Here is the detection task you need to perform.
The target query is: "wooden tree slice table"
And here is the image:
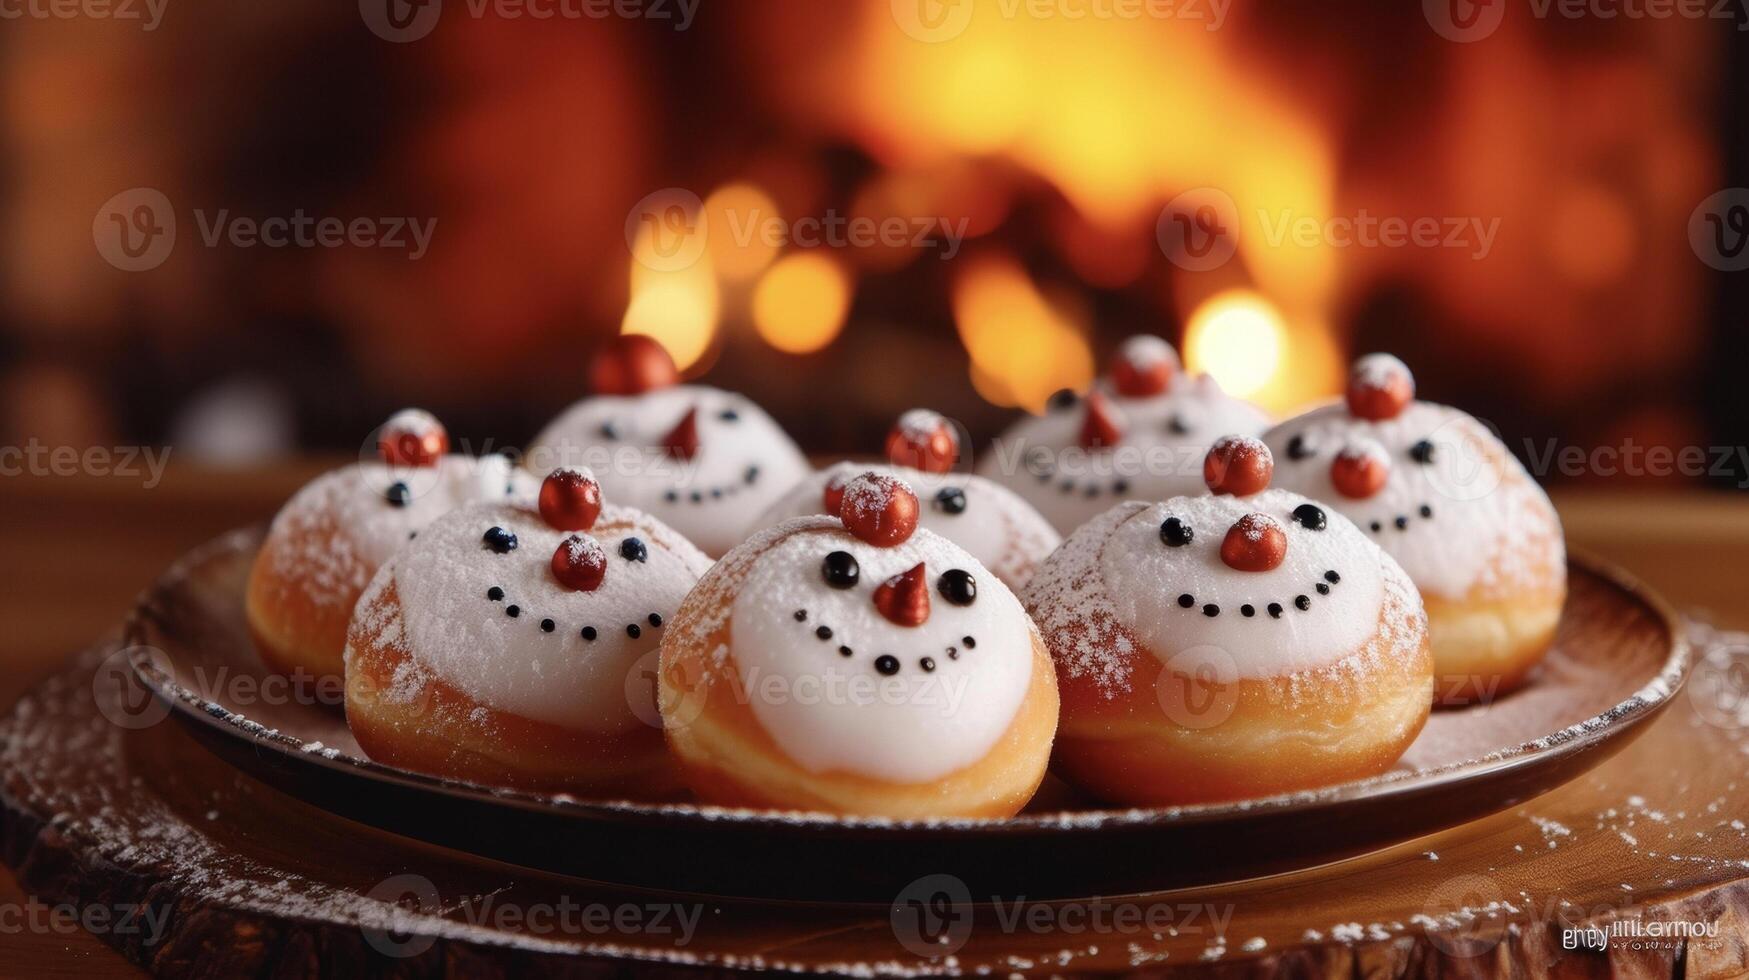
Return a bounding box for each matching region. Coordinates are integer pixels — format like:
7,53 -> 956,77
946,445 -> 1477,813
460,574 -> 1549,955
3,625 -> 1748,978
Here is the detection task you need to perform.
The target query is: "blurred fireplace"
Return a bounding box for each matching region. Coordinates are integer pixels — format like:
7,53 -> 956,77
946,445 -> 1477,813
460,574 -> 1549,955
0,0 -> 1738,487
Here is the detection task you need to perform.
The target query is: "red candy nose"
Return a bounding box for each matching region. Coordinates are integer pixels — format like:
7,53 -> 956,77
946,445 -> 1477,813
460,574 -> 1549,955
1079,392 -> 1124,450
1331,441 -> 1389,499
551,534 -> 607,592
1221,514 -> 1287,572
873,562 -> 931,627
662,407 -> 700,460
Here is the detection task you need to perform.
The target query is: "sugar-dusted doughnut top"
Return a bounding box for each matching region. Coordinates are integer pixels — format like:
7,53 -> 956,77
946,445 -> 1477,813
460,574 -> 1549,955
754,462 -> 1061,591
1038,491 -> 1387,683
978,372 -> 1271,533
722,519 -> 1036,784
1263,401 -> 1564,600
525,384 -> 809,556
359,501 -> 711,733
262,454 -> 534,609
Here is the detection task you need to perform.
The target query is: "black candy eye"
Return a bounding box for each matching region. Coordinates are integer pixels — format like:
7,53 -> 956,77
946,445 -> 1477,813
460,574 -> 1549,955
1047,388 -> 1079,412
1292,503 -> 1327,531
1159,516 -> 1194,547
599,421 -> 620,440
822,550 -> 859,589
482,526 -> 518,553
1166,414 -> 1190,435
1409,439 -> 1436,464
718,408 -> 740,422
620,537 -> 648,562
385,481 -> 411,507
1286,434 -> 1314,461
938,569 -> 977,606
934,487 -> 968,515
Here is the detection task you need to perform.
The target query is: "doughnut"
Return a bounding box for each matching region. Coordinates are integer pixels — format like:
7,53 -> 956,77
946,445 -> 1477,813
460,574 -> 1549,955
755,409 -> 1061,591
524,335 -> 809,556
978,335 -> 1271,535
1026,437 -> 1432,806
343,467 -> 712,796
1263,355 -> 1566,703
245,409 -> 536,685
660,474 -> 1059,818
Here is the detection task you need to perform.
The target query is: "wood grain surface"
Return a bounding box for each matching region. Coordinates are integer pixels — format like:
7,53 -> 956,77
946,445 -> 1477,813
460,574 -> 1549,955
2,465 -> 1748,977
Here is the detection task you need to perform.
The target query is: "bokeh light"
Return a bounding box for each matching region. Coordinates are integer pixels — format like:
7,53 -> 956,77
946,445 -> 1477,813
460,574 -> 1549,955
1184,290 -> 1287,401
752,252 -> 852,354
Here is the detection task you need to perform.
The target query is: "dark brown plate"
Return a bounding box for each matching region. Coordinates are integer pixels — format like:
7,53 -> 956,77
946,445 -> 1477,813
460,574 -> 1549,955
125,528 -> 1690,902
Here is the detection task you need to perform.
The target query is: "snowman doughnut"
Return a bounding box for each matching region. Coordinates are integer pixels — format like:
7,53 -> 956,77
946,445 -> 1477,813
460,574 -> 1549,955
979,335 -> 1272,535
344,467 -> 712,796
246,410 -> 536,685
755,409 -> 1061,591
524,335 -> 810,556
659,474 -> 1060,818
1263,355 -> 1566,702
1026,437 -> 1432,806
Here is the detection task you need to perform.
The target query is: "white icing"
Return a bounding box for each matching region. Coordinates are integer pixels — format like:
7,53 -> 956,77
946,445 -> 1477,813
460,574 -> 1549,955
1118,335 -> 1178,372
895,408 -> 949,443
1352,352 -> 1414,394
369,501 -> 712,732
384,407 -> 443,438
264,454 -> 535,608
1098,491 -> 1384,677
978,371 -> 1271,534
1263,401 -> 1564,600
526,384 -> 809,556
727,523 -> 1035,784
754,462 -> 1061,592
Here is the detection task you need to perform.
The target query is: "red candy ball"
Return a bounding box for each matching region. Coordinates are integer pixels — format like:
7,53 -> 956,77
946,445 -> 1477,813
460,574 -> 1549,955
551,534 -> 607,592
873,562 -> 931,627
1078,392 -> 1124,450
377,409 -> 448,468
839,472 -> 920,548
820,471 -> 850,516
1220,514 -> 1288,572
1331,441 -> 1389,499
589,334 -> 680,396
885,410 -> 959,474
539,467 -> 602,531
1345,353 -> 1414,421
1110,336 -> 1177,398
1203,436 -> 1273,496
